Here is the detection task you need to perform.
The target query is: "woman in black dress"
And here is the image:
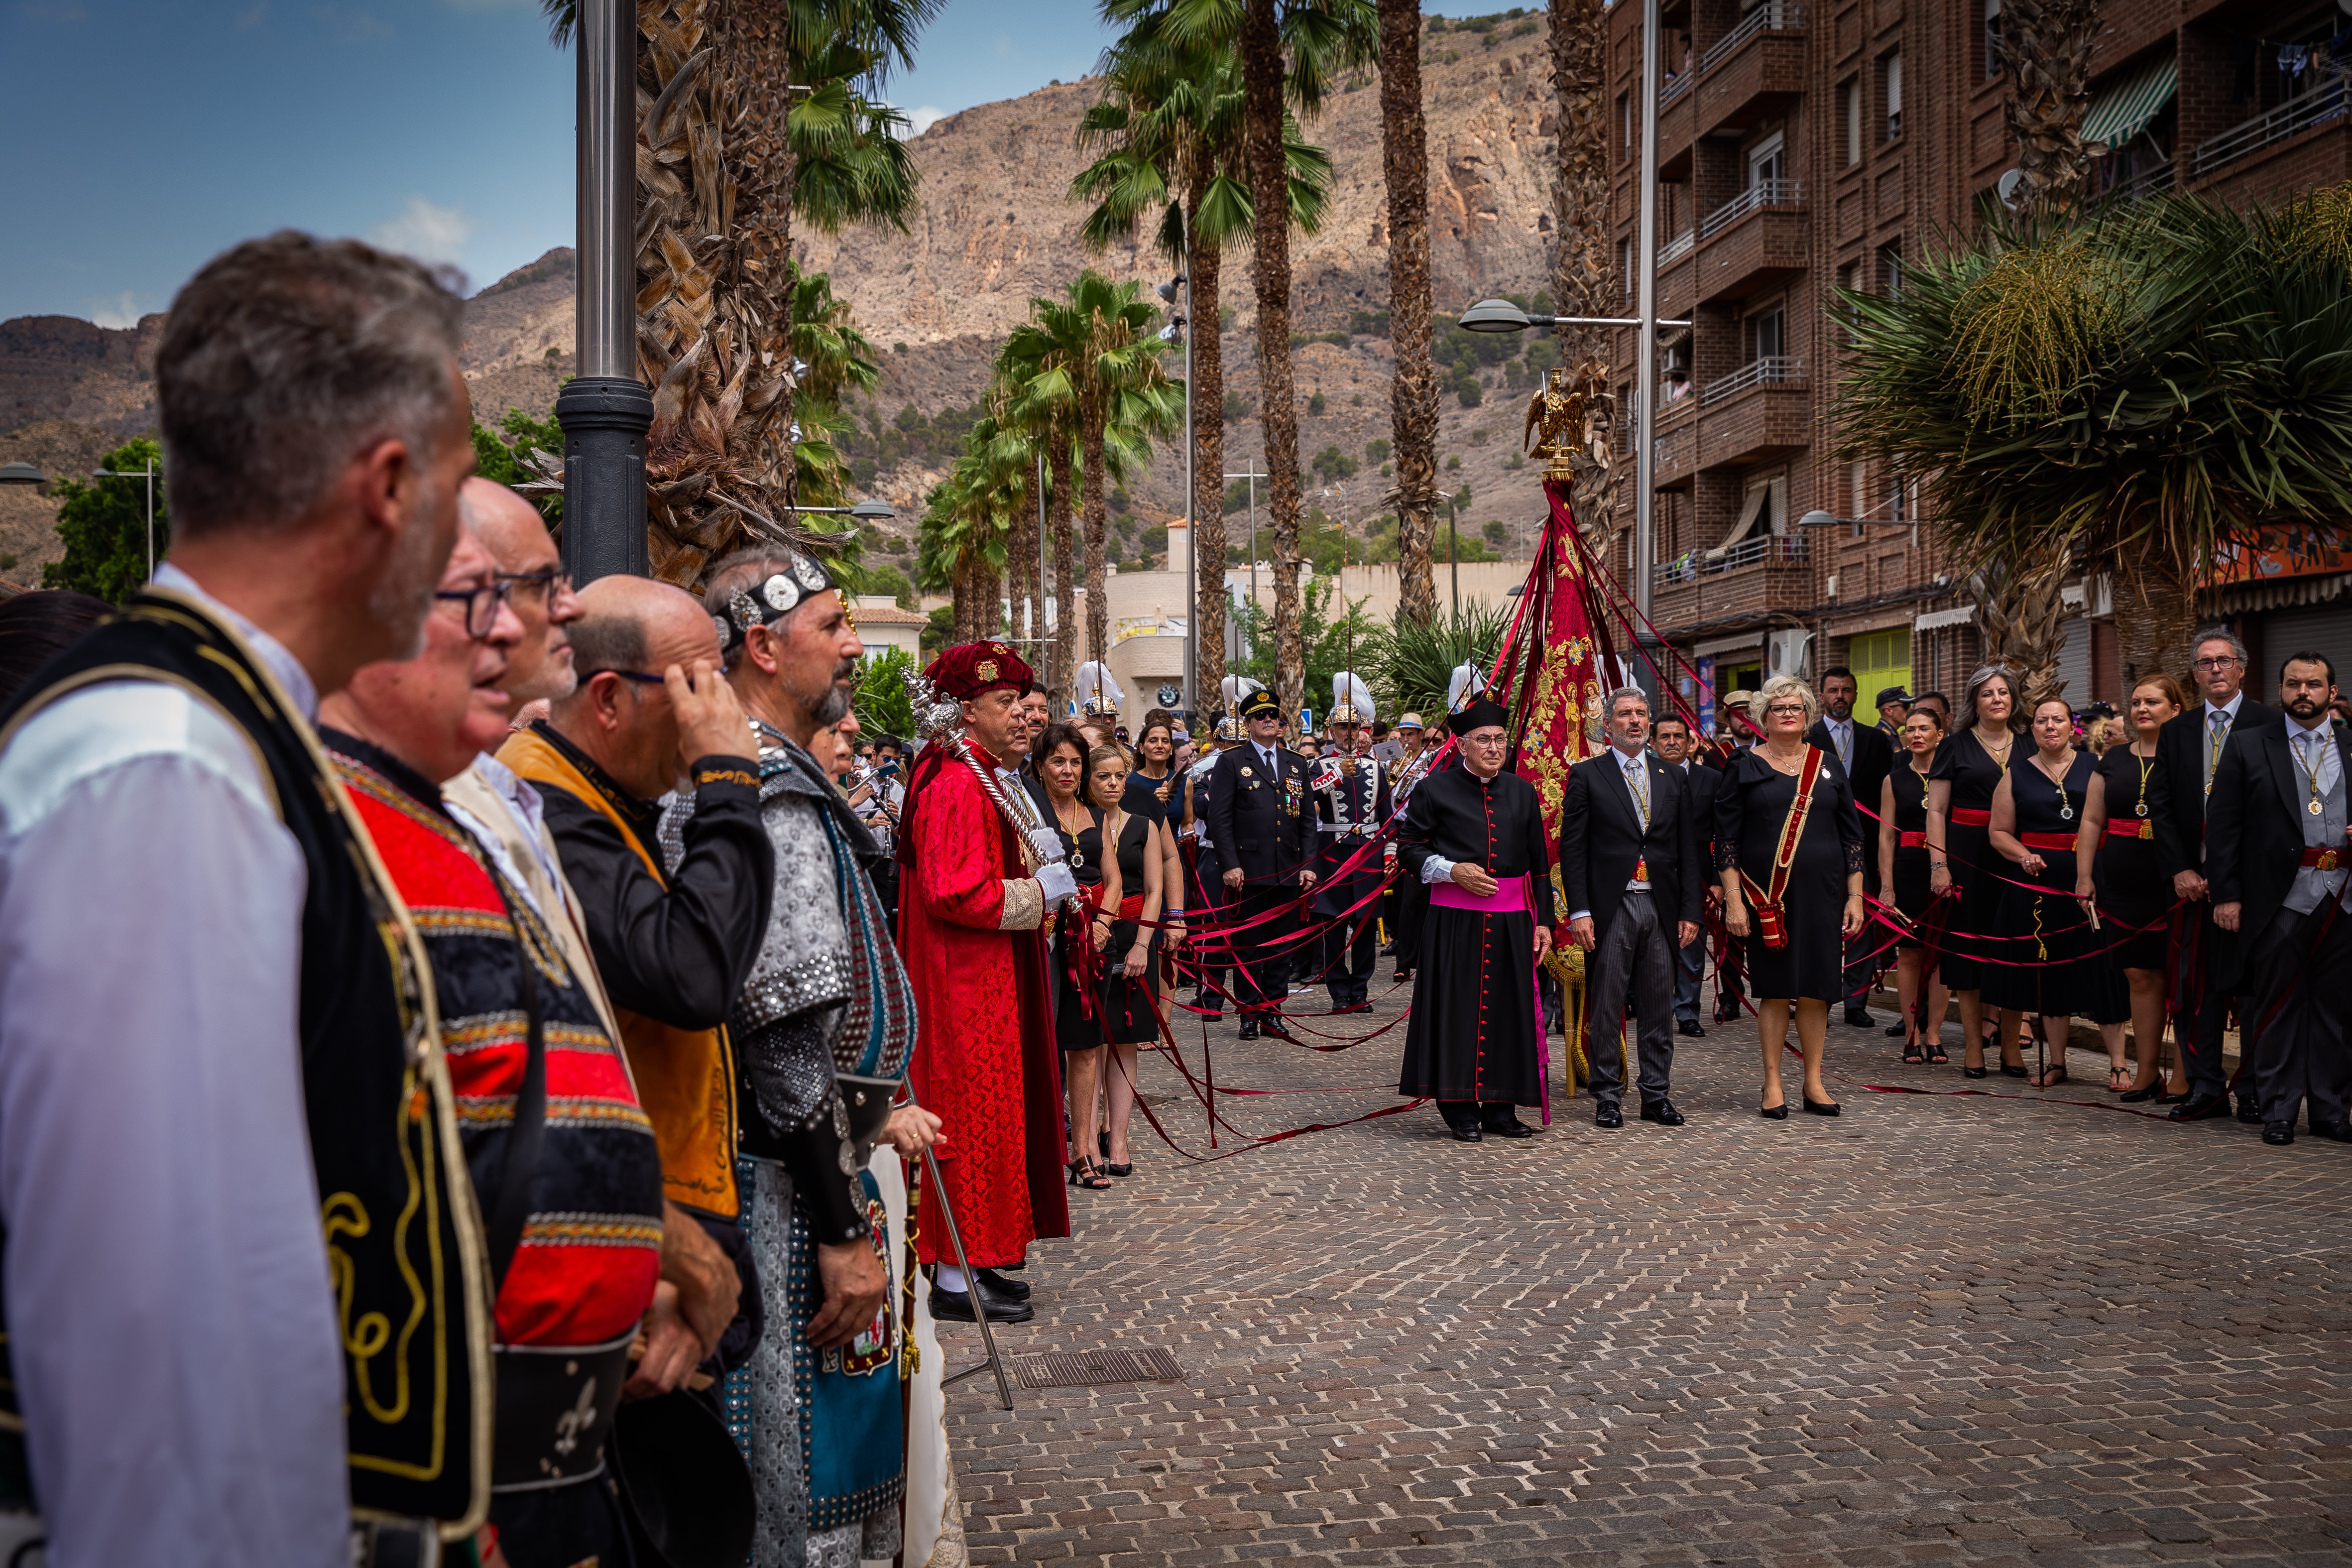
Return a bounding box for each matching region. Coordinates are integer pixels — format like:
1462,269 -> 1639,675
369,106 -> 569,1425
1035,723 -> 1119,1189
1927,665 -> 2024,1079
1878,705 -> 1950,1064
2074,674 -> 2190,1100
1091,744 -> 1164,1178
1717,676 -> 1867,1118
1987,698 -> 2129,1087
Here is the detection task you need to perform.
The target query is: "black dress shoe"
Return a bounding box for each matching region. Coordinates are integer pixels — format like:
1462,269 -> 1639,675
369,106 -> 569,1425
2237,1099 -> 2265,1125
1759,1101 -> 1789,1120
1449,1123 -> 1483,1142
1485,1117 -> 1537,1138
1884,1023 -> 1906,1037
2169,1093 -> 2230,1122
1963,1066 -> 1990,1080
1329,1000 -> 1371,1015
1639,1099 -> 1685,1126
1237,1017 -> 1260,1040
1594,1103 -> 1624,1129
974,1266 -> 1030,1301
1802,1096 -> 1841,1116
2155,1089 -> 2190,1105
1677,1020 -> 1705,1038
2117,1085 -> 2160,1103
2263,1121 -> 2296,1146
1844,1006 -> 1875,1028
2312,1119 -> 2352,1142
931,1284 -> 1034,1324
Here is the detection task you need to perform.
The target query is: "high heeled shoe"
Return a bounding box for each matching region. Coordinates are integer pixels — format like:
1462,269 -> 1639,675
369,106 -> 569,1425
1963,1065 -> 1990,1080
1802,1096 -> 1841,1116
1759,1101 -> 1789,1120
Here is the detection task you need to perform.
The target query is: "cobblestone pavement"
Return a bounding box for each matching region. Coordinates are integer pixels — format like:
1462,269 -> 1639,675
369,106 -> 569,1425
932,980 -> 2352,1568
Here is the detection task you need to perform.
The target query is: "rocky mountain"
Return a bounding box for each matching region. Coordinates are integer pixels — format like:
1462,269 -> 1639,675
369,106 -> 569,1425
0,13 -> 1570,575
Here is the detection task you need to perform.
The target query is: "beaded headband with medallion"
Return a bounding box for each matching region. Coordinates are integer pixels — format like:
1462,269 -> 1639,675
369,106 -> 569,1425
709,551 -> 839,658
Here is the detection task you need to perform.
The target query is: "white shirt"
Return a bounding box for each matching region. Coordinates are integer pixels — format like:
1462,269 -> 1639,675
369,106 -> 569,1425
1824,716 -> 1855,768
1568,744 -> 1655,920
0,564 -> 350,1566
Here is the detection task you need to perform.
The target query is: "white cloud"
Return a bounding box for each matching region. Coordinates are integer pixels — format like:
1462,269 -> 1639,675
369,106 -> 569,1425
84,291 -> 145,330
891,104 -> 946,139
369,196 -> 474,265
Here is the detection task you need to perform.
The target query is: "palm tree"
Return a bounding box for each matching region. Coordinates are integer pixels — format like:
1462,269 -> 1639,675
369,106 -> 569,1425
1838,186 -> 2352,693
1543,0 -> 1618,534
919,433 -> 1024,642
543,0 -> 933,584
1000,273 -> 1183,691
1376,0 -> 1439,627
1998,0 -> 2106,218
1072,17 -> 1336,703
787,264 -> 880,509
1158,0 -> 1375,722
994,340 -> 1084,698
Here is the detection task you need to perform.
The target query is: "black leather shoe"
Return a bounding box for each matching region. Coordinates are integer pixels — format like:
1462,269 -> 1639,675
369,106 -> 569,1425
1759,1101 -> 1789,1120
2237,1099 -> 2265,1124
2117,1085 -> 2160,1103
1884,1023 -> 1906,1037
1802,1096 -> 1841,1116
931,1284 -> 1034,1324
1844,1006 -> 1875,1028
975,1267 -> 1030,1301
1449,1123 -> 1483,1142
1639,1099 -> 1685,1126
1237,1017 -> 1260,1040
1485,1118 -> 1537,1138
2313,1119 -> 2352,1142
1329,1000 -> 1371,1015
2154,1089 -> 2190,1105
1677,1020 -> 1705,1038
2263,1121 -> 2296,1146
1594,1103 -> 1624,1129
2169,1093 -> 2230,1122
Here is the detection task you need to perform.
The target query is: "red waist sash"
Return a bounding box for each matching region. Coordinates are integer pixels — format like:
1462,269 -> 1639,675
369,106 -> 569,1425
1950,808 -> 1992,828
1429,872 -> 1531,913
2301,844 -> 2346,871
1897,830 -> 1927,848
2019,831 -> 2076,852
2108,819 -> 2155,841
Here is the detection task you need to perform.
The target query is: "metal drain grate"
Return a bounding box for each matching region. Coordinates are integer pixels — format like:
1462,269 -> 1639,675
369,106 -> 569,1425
1013,1347 -> 1184,1389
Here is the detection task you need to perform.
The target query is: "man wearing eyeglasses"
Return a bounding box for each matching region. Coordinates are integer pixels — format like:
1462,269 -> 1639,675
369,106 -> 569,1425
2146,629 -> 2281,1123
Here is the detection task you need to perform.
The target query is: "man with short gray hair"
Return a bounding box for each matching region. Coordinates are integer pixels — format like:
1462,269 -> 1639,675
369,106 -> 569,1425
0,232 -> 486,1563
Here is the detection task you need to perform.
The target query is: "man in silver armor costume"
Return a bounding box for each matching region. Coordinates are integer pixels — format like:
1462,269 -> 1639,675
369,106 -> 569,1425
674,545 -> 945,1568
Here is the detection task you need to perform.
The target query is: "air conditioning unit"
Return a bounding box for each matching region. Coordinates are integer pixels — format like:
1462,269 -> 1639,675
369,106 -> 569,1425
1825,573 -> 1840,599
1766,628 -> 1813,679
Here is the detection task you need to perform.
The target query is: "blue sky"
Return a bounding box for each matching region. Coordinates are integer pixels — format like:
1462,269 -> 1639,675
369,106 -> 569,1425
2,0 -> 1504,325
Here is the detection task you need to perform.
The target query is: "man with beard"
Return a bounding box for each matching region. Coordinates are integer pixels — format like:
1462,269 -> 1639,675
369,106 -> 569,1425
1807,667 -> 1892,1027
0,234 -> 492,1562
704,548 -> 948,1564
319,524 -> 667,1566
1395,699 -> 1556,1140
1653,715 -> 1716,1037
2208,653 -> 2352,1145
899,644 -> 1076,1322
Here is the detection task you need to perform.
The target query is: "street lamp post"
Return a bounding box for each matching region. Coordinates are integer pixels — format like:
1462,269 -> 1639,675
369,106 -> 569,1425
1222,464 -> 1266,669
1156,209 -> 1197,715
558,0 -> 654,584
92,460 -> 158,581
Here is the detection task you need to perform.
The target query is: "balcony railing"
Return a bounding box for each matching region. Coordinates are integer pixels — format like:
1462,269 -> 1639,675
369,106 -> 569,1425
1659,531 -> 1808,582
2098,156 -> 2175,207
1658,228 -> 1696,264
1701,355 -> 1805,405
1659,70 -> 1693,107
2191,79 -> 2351,178
1699,177 -> 1804,239
1699,0 -> 1805,74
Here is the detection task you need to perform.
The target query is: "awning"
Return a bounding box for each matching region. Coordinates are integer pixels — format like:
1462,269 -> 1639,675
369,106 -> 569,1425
2082,54 -> 2178,150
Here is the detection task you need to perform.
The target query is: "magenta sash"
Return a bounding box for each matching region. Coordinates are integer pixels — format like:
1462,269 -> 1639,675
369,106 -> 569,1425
1429,873 -> 1531,913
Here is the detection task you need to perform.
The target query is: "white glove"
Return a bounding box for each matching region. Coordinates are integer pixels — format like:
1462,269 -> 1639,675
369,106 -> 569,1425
1029,826 -> 1064,862
1035,861 -> 1078,903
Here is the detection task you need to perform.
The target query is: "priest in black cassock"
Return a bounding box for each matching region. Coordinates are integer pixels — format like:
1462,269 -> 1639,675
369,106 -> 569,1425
1395,698 -> 1556,1140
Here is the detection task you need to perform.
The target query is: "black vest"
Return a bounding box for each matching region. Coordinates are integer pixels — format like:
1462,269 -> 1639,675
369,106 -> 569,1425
0,589 -> 493,1530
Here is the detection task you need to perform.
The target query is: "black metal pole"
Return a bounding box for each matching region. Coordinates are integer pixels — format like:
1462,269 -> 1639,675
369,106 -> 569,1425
559,0 -> 653,583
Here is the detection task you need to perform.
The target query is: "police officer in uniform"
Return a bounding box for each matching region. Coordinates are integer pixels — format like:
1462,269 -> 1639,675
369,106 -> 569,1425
1205,690 -> 1316,1037
1312,701 -> 1392,1014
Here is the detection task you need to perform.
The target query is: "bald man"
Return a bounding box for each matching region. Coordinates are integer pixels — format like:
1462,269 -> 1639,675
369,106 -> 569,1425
499,576 -> 773,1245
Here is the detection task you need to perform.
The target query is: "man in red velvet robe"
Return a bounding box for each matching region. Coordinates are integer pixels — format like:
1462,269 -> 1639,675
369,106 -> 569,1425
900,642 -> 1076,1322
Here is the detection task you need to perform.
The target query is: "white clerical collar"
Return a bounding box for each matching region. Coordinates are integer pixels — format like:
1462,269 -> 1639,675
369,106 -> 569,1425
153,561 -> 319,721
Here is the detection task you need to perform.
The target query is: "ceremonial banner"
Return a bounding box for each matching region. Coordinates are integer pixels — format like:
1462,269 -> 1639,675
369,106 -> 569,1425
1509,479 -> 1609,853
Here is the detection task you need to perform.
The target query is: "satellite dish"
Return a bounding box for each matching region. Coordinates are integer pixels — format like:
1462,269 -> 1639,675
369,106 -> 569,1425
1996,169 -> 2027,210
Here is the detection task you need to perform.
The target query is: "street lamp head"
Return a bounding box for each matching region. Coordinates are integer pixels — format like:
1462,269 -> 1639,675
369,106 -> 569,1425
1457,297 -> 1533,334
1157,279 -> 1180,304
847,499 -> 897,521
1796,509 -> 1841,529
0,462 -> 42,487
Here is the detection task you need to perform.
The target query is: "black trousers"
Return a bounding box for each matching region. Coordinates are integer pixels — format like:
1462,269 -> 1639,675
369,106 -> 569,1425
2245,901 -> 2352,1127
2181,908 -> 2235,1101
1229,881 -> 1297,1014
1322,905 -> 1379,1007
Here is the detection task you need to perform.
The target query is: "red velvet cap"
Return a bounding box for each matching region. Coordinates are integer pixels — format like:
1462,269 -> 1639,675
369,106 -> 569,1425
926,640 -> 1035,701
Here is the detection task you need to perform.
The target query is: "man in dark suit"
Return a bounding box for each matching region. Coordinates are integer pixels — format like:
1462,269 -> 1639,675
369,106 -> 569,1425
2208,652 -> 2352,1145
2148,628 -> 2283,1122
1205,687 -> 1316,1038
1652,714 -> 1716,1036
1808,665 -> 1894,1027
1562,687 -> 1704,1127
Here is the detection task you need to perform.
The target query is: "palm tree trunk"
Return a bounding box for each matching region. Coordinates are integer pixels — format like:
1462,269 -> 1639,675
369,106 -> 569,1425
1979,549 -> 2072,706
1379,0 -> 1439,629
1083,415 -> 1112,695
2113,542 -> 2200,691
1241,0 -> 1306,723
1049,439 -> 1078,706
1545,0 -> 1611,369
952,554 -> 980,644
1190,201 -> 1230,704
719,1 -> 800,519
2001,0 -> 2104,218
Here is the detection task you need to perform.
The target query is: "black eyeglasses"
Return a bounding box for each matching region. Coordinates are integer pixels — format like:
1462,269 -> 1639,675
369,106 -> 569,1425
584,669 -> 669,689
496,568 -> 573,607
432,580 -> 517,639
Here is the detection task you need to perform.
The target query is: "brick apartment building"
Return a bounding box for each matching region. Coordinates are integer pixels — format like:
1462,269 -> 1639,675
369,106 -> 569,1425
1600,0 -> 2352,727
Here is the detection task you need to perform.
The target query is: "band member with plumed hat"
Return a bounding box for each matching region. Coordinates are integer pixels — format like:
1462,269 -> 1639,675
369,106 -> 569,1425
1394,697 -> 1556,1140
1203,686 -> 1317,1038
